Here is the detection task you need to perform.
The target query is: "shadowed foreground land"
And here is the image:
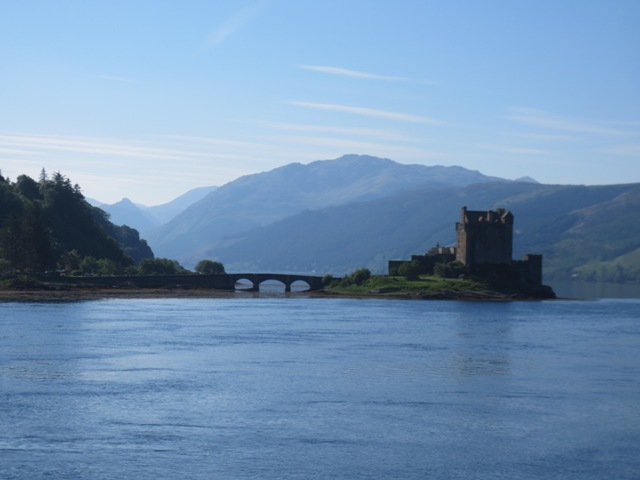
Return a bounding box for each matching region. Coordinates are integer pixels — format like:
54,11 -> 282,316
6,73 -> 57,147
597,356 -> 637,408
0,285 -> 242,302
0,289 -> 544,303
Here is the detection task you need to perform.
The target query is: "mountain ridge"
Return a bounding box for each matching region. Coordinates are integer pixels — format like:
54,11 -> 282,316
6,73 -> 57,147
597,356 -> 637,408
93,185 -> 218,237
146,154 -> 507,262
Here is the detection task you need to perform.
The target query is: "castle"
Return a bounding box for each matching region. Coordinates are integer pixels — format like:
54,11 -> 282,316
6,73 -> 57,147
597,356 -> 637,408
456,207 -> 513,265
389,206 -> 547,293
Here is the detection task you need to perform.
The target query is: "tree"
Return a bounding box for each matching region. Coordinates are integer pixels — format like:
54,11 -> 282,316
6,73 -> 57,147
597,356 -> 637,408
96,258 -> 122,275
350,268 -> 371,286
195,259 -> 225,275
435,261 -> 467,279
0,212 -> 26,273
398,260 -> 422,280
15,175 -> 42,201
79,256 -> 99,275
60,250 -> 82,272
138,258 -> 186,275
0,171 -> 151,275
322,274 -> 334,286
97,217 -> 152,264
0,258 -> 10,274
21,202 -> 55,272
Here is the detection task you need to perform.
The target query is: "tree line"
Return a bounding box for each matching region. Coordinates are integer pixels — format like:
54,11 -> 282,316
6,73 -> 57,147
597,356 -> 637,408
0,170 -> 228,277
0,170 -> 153,275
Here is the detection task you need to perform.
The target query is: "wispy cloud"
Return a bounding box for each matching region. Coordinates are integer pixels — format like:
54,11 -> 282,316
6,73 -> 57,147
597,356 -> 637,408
288,101 -> 444,125
504,108 -> 637,136
297,65 -> 436,84
151,134 -> 266,149
0,146 -> 39,155
0,132 -> 263,204
0,133 -> 250,161
205,2 -> 265,49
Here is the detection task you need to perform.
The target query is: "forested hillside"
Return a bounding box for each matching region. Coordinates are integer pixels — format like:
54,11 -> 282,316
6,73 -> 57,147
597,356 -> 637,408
0,170 -> 153,274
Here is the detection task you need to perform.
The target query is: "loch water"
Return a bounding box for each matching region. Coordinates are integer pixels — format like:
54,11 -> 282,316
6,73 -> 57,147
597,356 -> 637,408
1,296 -> 639,479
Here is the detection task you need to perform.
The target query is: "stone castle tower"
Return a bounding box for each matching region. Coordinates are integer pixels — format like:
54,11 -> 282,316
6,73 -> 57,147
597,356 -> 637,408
456,206 -> 513,265
388,205 -> 550,294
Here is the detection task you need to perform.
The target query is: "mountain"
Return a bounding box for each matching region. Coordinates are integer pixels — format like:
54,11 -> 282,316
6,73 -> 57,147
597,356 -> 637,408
95,185 -> 217,237
85,198 -> 105,207
100,198 -> 159,235
147,154 -> 505,262
145,185 -> 218,225
514,176 -> 539,183
208,181 -> 640,282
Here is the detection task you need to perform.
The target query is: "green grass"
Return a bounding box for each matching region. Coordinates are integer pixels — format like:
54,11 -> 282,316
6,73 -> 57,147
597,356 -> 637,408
0,276 -> 49,289
327,275 -> 490,296
571,247 -> 640,283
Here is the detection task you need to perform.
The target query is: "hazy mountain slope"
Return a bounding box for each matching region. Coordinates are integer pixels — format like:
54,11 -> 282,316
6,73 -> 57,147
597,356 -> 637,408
100,198 -> 159,235
145,185 -> 217,224
147,154 -> 504,261
96,185 -> 218,237
85,198 -> 105,208
524,187 -> 640,281
209,182 -> 640,280
206,181 -> 533,273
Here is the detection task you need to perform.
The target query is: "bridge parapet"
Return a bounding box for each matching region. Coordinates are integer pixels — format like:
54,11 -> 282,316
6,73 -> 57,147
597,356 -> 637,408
39,273 -> 326,292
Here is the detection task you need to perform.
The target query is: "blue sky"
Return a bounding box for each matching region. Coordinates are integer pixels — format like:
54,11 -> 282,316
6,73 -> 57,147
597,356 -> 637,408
1,1 -> 639,205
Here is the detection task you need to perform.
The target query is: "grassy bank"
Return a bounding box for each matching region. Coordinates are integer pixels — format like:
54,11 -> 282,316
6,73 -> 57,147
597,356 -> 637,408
326,275 -> 492,297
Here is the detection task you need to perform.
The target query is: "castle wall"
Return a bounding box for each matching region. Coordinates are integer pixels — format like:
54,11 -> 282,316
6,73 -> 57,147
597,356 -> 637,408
514,254 -> 543,286
456,207 -> 513,265
388,251 -> 455,276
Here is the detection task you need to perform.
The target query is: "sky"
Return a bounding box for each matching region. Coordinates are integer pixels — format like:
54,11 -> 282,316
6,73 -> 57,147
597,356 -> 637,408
1,0 -> 639,205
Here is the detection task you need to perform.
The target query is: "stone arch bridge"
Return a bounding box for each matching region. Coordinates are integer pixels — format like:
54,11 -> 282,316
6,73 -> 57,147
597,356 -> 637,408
228,273 -> 324,292
44,273 -> 326,292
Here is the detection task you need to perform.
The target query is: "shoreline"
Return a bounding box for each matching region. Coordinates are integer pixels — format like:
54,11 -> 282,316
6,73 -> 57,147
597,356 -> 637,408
0,284 -> 554,303
0,285 -> 242,302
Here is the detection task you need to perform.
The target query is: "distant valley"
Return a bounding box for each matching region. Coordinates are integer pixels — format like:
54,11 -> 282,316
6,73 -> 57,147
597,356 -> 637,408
90,185 -> 218,237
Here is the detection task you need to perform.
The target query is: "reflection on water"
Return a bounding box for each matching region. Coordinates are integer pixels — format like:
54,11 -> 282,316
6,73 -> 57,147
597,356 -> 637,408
549,279 -> 640,299
234,279 -> 311,293
452,303 -> 513,377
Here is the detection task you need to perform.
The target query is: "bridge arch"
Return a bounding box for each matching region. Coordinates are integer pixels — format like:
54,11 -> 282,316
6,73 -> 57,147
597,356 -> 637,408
234,277 -> 255,291
290,279 -> 311,292
258,279 -> 287,293
228,273 -> 325,293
